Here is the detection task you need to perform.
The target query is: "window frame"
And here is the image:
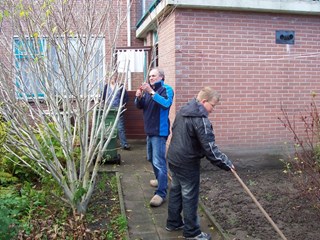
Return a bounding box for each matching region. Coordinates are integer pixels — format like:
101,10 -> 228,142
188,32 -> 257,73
13,36 -> 106,100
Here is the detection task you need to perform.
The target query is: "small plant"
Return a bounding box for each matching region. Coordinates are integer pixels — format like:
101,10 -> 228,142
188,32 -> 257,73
0,110 -> 6,155
247,179 -> 257,186
0,182 -> 48,238
264,193 -> 274,202
97,172 -> 108,191
109,174 -> 118,194
1,149 -> 41,183
106,214 -> 127,240
0,172 -> 18,186
113,215 -> 127,234
227,217 -> 238,226
0,205 -> 19,240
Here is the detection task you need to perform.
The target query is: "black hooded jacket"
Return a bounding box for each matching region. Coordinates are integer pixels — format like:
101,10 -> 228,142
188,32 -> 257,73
167,98 -> 232,171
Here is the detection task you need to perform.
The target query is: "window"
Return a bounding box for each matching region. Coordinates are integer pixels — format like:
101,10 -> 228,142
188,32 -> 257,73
14,36 -> 105,99
14,37 -> 46,98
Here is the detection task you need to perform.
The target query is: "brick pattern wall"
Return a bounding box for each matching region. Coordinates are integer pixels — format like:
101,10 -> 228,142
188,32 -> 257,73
145,32 -> 153,46
118,72 -> 144,91
158,12 -> 177,125
145,0 -> 155,11
130,0 -> 145,47
170,9 -> 320,150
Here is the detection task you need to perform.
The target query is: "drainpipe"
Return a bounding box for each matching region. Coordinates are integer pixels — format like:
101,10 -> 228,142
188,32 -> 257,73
127,0 -> 132,90
142,0 -> 146,14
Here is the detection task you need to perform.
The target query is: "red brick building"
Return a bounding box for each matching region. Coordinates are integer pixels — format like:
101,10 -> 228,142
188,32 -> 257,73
134,0 -> 320,159
1,0 -> 320,160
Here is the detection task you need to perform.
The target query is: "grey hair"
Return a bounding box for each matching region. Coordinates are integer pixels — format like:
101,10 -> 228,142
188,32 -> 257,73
152,68 -> 165,80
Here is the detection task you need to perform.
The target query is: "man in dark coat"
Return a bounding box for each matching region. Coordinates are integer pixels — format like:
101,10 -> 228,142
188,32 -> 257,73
166,87 -> 235,240
134,68 -> 174,207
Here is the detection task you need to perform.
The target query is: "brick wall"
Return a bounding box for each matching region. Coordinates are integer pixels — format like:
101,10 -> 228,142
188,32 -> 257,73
145,0 -> 155,10
158,12 -> 177,118
163,9 -> 320,151
130,0 -> 145,47
130,72 -> 145,90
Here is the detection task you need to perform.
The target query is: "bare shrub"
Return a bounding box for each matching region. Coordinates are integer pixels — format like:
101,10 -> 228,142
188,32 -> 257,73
279,92 -> 320,209
0,0 -> 129,214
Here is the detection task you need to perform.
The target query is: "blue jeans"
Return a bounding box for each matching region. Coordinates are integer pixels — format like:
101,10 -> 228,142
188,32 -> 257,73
167,163 -> 201,238
146,136 -> 168,199
117,114 -> 128,147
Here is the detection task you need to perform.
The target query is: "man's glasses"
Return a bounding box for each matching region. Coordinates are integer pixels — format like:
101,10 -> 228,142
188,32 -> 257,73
206,100 -> 216,108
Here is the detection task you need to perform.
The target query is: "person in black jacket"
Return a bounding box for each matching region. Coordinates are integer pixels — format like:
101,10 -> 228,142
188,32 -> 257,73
166,87 -> 235,240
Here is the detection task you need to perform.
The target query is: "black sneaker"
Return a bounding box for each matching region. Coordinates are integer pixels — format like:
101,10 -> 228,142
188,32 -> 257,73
165,223 -> 184,232
185,232 -> 211,240
123,144 -> 131,150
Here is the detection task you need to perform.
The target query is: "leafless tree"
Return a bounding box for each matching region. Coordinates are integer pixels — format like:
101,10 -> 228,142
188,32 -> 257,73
0,0 -> 129,214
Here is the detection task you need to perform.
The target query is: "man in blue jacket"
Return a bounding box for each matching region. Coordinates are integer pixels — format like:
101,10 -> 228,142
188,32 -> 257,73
166,87 -> 234,240
134,68 -> 174,207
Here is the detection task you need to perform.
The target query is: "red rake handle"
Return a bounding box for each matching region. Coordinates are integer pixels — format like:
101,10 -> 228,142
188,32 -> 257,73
231,169 -> 287,240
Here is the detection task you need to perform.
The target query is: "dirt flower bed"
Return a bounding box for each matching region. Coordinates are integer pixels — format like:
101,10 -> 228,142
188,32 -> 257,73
200,167 -> 320,240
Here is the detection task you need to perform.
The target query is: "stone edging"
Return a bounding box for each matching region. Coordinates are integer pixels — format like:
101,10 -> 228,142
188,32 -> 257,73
116,171 -> 130,239
199,199 -> 229,240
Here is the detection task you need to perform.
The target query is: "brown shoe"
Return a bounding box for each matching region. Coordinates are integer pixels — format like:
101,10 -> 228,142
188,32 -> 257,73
149,179 -> 158,188
149,194 -> 164,207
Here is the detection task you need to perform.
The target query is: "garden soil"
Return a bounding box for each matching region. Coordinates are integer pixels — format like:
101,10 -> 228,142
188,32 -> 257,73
199,162 -> 320,240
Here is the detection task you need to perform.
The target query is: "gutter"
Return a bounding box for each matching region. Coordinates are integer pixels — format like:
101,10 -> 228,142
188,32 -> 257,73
136,0 -> 162,30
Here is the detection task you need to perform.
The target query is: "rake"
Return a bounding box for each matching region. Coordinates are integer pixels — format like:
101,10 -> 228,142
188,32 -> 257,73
231,168 -> 287,240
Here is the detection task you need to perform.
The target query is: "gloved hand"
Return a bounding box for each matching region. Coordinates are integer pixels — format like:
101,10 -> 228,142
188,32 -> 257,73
221,162 -> 235,171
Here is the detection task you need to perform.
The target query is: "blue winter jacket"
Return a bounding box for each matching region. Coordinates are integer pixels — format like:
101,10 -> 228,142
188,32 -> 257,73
134,80 -> 174,137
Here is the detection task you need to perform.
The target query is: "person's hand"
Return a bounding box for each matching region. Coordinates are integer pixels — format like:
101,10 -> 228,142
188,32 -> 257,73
222,163 -> 235,172
140,82 -> 153,94
230,164 -> 236,171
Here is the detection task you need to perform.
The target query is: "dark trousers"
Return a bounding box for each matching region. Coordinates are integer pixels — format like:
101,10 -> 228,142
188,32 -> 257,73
167,163 -> 201,238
